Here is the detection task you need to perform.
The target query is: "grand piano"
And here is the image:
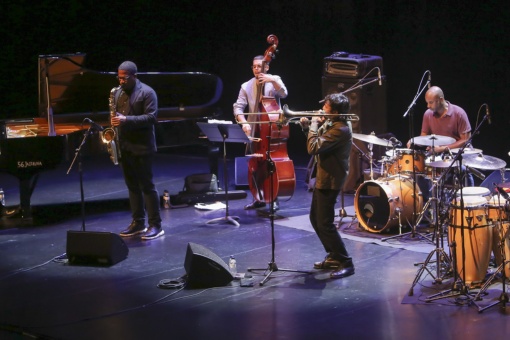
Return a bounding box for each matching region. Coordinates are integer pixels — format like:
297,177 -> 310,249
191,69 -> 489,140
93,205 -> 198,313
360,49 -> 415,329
0,53 -> 223,224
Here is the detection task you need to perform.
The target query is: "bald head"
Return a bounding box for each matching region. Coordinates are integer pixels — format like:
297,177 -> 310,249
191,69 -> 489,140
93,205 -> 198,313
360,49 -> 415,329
426,86 -> 444,100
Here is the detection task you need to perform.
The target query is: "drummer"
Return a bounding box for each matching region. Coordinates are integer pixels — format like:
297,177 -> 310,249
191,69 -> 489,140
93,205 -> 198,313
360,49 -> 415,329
409,86 -> 474,187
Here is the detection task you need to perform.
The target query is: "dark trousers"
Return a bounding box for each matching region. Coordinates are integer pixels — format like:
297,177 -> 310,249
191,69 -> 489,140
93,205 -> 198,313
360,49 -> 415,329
120,153 -> 162,227
310,188 -> 350,262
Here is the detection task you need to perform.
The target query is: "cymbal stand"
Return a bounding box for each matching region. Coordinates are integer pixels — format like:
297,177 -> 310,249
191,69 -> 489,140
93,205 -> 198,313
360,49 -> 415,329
339,142 -> 372,228
408,174 -> 452,296
473,192 -> 509,312
248,124 -> 311,286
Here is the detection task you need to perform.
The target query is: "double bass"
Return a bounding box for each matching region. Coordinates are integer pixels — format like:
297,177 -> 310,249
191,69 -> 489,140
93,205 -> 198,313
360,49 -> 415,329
247,35 -> 295,204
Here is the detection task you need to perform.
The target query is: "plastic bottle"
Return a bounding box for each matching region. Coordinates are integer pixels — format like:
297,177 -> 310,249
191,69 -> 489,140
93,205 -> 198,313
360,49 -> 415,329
0,188 -> 4,207
228,255 -> 237,275
162,190 -> 170,209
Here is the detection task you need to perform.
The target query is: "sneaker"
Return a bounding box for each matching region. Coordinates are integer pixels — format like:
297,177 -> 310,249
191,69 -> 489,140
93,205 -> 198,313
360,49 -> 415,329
141,226 -> 165,240
119,220 -> 147,237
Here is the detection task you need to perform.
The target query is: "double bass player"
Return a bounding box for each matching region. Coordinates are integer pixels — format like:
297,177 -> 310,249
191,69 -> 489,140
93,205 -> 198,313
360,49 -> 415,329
233,55 -> 288,211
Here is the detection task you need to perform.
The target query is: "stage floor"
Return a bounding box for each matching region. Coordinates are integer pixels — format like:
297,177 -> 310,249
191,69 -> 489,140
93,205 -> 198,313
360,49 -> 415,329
1,148 -> 509,339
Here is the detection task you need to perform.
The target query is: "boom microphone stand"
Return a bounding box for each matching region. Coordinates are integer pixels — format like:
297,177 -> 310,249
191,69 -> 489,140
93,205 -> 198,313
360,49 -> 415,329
248,123 -> 310,286
381,73 -> 432,243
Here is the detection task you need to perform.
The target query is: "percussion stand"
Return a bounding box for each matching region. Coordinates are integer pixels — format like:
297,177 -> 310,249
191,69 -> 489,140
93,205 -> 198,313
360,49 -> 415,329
473,191 -> 510,312
248,124 -> 311,286
425,115 -> 490,305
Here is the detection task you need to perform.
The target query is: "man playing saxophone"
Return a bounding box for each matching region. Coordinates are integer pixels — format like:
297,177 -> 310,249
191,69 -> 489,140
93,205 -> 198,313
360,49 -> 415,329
111,61 -> 164,240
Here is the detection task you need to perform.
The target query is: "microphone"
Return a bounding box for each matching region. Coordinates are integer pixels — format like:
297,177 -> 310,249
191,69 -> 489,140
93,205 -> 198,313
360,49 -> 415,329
84,118 -> 104,131
466,166 -> 485,180
486,105 -> 491,125
378,68 -> 382,86
389,137 -> 402,147
427,71 -> 431,89
494,183 -> 510,200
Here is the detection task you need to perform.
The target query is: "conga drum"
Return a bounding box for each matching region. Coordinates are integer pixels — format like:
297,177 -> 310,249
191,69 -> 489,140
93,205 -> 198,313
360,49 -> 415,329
448,196 -> 492,285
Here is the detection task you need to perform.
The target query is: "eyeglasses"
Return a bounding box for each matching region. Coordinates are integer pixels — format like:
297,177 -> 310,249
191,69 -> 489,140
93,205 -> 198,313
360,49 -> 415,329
116,75 -> 131,81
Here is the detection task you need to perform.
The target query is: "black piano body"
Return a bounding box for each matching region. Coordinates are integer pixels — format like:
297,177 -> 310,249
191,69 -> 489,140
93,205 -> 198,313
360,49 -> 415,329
0,53 -> 223,225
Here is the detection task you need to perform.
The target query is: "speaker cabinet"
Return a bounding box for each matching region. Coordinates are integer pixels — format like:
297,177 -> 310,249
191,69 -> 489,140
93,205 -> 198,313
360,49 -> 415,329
322,76 -> 387,135
184,242 -> 233,288
66,231 -> 129,266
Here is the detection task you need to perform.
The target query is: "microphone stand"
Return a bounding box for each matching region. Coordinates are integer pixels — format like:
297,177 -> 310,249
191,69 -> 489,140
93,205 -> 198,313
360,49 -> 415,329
66,125 -> 96,231
381,78 -> 431,243
248,123 -> 310,286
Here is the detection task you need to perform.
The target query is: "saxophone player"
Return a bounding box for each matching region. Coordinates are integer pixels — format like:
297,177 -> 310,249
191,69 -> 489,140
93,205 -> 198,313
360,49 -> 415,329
112,61 -> 164,240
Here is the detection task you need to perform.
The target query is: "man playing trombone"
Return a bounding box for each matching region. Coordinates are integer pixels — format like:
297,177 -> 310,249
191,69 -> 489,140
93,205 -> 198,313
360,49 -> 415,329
298,93 -> 355,279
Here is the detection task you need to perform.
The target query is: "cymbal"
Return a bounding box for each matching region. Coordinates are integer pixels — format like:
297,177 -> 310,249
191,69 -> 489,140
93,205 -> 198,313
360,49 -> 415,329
412,134 -> 455,146
450,147 -> 483,154
463,153 -> 507,170
352,133 -> 390,146
427,159 -> 459,168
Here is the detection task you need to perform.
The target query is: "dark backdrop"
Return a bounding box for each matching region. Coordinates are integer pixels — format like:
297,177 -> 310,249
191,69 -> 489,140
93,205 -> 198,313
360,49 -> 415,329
2,1 -> 509,162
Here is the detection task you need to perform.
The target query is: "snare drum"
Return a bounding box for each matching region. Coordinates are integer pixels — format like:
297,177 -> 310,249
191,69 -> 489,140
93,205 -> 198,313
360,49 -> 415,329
448,196 -> 492,285
456,187 -> 491,201
387,149 -> 426,175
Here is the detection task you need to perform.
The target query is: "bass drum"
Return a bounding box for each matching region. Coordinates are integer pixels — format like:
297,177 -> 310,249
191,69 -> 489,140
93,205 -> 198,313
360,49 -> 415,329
354,176 -> 423,233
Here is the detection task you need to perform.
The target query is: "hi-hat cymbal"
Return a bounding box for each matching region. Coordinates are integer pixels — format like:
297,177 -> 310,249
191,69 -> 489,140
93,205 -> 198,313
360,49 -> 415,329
463,153 -> 507,170
352,133 -> 390,146
450,147 -> 483,154
412,134 -> 455,146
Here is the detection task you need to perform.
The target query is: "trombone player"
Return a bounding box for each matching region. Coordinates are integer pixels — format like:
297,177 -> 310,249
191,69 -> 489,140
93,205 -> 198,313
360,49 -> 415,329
298,93 -> 355,279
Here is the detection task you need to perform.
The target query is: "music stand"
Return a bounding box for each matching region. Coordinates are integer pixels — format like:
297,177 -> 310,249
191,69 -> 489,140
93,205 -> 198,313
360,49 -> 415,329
197,122 -> 247,227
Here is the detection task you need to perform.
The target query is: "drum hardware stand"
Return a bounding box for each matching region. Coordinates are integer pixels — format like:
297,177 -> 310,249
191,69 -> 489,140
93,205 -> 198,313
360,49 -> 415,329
425,114 -> 490,305
248,124 -> 311,286
473,190 -> 510,312
197,123 -> 246,227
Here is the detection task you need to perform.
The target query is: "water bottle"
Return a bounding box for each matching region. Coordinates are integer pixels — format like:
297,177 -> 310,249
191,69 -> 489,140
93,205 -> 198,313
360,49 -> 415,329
0,188 -> 4,207
228,255 -> 237,275
162,190 -> 170,209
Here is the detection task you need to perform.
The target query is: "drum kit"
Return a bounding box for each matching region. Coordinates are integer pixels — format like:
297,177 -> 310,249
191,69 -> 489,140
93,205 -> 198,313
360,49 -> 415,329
351,132 -> 510,308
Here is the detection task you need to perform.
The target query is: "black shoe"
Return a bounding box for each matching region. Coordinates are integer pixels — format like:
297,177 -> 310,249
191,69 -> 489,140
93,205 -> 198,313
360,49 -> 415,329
244,200 -> 266,210
119,220 -> 147,237
330,260 -> 355,279
314,258 -> 342,269
141,226 -> 165,240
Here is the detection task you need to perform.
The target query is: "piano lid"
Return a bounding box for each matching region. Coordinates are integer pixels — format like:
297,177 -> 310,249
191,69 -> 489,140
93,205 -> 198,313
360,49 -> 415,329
38,53 -> 223,122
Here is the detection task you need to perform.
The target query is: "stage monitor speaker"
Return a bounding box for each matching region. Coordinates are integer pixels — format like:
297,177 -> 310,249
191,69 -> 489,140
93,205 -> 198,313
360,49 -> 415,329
66,231 -> 129,266
184,242 -> 233,288
322,76 -> 387,135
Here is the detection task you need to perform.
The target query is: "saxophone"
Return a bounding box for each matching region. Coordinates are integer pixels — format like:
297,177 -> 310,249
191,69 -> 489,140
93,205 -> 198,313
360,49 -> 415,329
101,86 -> 122,165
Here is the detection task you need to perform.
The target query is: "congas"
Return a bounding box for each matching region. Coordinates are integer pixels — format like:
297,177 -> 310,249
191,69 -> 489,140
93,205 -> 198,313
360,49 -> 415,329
354,176 -> 423,233
387,149 -> 426,175
492,222 -> 510,278
487,195 -> 509,222
448,196 -> 492,285
456,187 -> 491,201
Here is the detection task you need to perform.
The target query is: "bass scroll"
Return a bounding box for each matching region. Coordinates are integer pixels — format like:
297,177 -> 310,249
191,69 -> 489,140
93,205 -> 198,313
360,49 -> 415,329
101,86 -> 122,165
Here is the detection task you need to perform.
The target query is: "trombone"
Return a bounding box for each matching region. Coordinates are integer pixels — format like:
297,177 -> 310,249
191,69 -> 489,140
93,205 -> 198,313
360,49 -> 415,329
237,104 -> 359,125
